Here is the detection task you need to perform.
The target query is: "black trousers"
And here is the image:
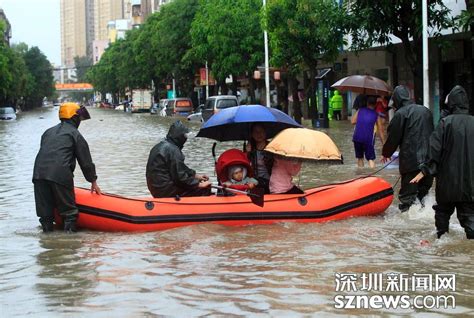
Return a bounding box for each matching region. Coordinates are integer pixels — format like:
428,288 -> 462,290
434,202 -> 474,239
33,180 -> 78,224
282,185 -> 304,194
178,187 -> 212,197
333,110 -> 342,121
398,170 -> 433,211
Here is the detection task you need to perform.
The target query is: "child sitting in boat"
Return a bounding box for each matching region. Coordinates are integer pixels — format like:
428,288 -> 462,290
223,165 -> 258,191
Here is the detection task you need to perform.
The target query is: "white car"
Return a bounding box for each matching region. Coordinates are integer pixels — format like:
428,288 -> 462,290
186,111 -> 203,122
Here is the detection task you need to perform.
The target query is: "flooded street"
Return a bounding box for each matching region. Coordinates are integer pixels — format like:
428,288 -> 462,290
1,107 -> 473,317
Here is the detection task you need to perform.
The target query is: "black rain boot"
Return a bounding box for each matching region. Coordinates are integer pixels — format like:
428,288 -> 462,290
40,220 -> 54,232
399,203 -> 411,212
437,230 -> 448,239
64,219 -> 77,233
465,230 -> 474,240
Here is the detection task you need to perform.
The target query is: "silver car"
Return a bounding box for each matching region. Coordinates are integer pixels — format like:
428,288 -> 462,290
0,107 -> 16,120
201,95 -> 238,122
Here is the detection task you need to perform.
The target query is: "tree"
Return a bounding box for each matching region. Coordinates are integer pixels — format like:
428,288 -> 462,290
22,46 -> 54,108
349,0 -> 453,104
73,55 -> 93,83
265,0 -> 347,123
150,0 -> 200,97
189,0 -> 264,101
87,43 -> 121,102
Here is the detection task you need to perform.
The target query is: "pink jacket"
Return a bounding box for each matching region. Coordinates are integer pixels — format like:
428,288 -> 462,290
269,158 -> 302,194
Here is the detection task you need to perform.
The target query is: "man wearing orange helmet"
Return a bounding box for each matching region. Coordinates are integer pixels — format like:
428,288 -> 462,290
33,103 -> 101,233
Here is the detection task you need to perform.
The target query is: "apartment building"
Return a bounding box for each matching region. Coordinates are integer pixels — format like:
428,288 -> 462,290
60,0 -> 89,67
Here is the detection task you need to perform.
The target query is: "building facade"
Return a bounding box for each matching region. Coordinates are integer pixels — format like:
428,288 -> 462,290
60,0 -> 88,67
94,0 -> 126,42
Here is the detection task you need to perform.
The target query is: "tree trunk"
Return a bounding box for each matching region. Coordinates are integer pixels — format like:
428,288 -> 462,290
401,35 -> 423,105
281,74 -> 289,114
309,67 -> 318,119
248,73 -> 256,104
231,74 -> 238,97
289,74 -> 302,124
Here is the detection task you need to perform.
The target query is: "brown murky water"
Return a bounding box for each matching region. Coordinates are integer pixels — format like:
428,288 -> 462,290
0,107 -> 472,317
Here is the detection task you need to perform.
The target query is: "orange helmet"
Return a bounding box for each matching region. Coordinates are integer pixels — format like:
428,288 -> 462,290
59,102 -> 90,120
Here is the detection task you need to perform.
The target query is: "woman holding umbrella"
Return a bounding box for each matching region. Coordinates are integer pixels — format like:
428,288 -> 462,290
246,124 -> 274,194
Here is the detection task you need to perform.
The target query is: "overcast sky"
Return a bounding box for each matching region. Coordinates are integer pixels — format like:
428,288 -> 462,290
0,0 -> 60,65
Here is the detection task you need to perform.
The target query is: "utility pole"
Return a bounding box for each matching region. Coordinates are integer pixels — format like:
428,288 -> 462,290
263,0 -> 270,107
422,0 -> 429,108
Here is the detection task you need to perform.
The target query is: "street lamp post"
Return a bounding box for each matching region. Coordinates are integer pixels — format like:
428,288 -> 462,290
422,0 -> 429,108
263,0 -> 271,107
206,61 -> 209,99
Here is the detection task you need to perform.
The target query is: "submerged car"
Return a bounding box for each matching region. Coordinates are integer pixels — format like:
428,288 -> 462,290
0,107 -> 16,120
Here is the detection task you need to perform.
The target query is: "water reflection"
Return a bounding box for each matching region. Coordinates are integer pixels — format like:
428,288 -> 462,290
36,234 -> 96,310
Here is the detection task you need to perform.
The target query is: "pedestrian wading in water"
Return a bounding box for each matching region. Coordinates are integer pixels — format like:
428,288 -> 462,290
411,85 -> 474,239
381,85 -> 434,212
33,103 -> 101,233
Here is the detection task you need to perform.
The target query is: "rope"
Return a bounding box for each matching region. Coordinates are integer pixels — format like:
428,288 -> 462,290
365,156 -> 399,177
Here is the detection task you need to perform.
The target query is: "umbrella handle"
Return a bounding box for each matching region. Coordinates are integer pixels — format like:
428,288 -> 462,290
212,142 -> 217,164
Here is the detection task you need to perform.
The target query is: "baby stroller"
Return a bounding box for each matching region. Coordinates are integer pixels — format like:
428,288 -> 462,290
215,149 -> 254,192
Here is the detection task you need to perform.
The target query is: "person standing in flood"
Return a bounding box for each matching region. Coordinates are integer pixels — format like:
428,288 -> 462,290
33,103 -> 101,233
351,96 -> 385,168
381,85 -> 434,212
410,86 -> 474,239
330,90 -> 344,121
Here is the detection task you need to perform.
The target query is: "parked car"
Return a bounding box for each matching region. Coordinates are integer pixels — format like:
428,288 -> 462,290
202,95 -> 239,122
187,105 -> 204,122
0,107 -> 17,120
165,98 -> 194,116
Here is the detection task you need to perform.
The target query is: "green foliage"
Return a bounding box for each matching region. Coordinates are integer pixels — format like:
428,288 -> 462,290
265,0 -> 347,72
454,9 -> 474,32
73,55 -> 93,83
0,40 -> 53,109
348,0 -> 453,102
189,0 -> 264,82
22,46 -> 54,108
349,0 -> 453,50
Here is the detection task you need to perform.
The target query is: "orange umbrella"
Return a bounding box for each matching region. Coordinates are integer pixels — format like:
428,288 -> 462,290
265,128 -> 343,162
331,75 -> 391,96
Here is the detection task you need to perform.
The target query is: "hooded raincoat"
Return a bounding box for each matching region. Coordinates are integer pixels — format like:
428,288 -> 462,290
382,86 -> 434,174
330,91 -> 343,111
32,119 -> 97,188
146,121 -> 200,198
420,86 -> 474,203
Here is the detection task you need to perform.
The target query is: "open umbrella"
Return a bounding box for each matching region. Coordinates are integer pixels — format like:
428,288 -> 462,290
265,128 -> 343,163
196,105 -> 301,141
331,75 -> 391,96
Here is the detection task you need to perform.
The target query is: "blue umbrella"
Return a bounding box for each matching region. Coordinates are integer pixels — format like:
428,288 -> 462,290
196,105 -> 302,141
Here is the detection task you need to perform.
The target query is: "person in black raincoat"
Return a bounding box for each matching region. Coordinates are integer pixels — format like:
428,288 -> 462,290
146,120 -> 211,198
33,103 -> 101,233
381,85 -> 434,212
410,85 -> 474,239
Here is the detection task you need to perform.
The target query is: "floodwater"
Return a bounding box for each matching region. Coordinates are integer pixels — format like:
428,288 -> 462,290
0,107 -> 472,317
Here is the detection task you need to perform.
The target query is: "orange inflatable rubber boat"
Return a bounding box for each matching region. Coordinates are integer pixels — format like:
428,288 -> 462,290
69,176 -> 393,232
